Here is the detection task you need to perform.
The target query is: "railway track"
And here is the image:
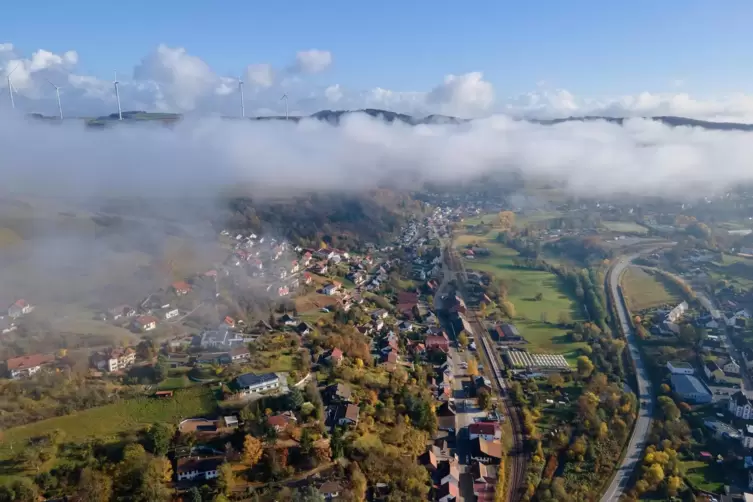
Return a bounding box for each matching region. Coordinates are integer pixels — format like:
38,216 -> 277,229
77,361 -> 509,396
445,246 -> 527,502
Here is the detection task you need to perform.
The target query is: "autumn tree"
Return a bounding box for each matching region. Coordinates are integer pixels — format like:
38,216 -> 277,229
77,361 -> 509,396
467,358 -> 479,376
497,211 -> 516,231
458,332 -> 469,348
478,389 -> 492,410
350,462 -> 367,501
216,463 -> 235,497
658,396 -> 681,421
576,355 -> 595,379
500,300 -> 516,319
243,434 -> 263,467
75,467 -> 113,502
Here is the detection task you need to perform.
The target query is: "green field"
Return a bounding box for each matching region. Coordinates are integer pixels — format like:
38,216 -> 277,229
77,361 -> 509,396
681,459 -> 727,493
709,253 -> 753,289
455,232 -> 585,361
0,386 -> 216,462
602,221 -> 649,234
621,267 -> 682,311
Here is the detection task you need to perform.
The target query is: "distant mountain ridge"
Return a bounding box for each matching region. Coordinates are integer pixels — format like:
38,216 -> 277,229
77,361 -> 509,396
28,108 -> 753,132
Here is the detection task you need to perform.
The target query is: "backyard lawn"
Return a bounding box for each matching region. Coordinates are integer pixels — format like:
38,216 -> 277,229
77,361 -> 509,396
602,221 -> 649,234
621,266 -> 682,311
0,386 -> 217,462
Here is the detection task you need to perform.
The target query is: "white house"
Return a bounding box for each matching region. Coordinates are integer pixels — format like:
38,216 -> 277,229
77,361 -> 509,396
729,391 -> 753,420
666,301 -> 688,323
235,372 -> 280,396
723,359 -> 742,375
666,361 -> 695,375
175,456 -> 223,481
468,422 -> 502,441
94,348 -> 136,373
744,425 -> 753,450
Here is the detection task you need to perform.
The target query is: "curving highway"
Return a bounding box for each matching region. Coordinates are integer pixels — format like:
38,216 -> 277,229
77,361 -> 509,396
600,254 -> 654,502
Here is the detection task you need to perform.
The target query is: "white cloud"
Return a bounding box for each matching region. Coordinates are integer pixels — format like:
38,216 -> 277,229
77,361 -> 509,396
245,63 -> 275,88
426,72 -> 495,117
324,84 -> 343,103
294,49 -> 332,74
133,44 -> 220,111
7,40 -> 753,124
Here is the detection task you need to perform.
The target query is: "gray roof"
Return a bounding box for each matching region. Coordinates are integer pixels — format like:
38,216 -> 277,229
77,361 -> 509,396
670,374 -> 711,397
236,372 -> 279,389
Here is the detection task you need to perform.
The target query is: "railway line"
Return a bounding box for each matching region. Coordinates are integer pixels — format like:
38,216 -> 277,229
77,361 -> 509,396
445,245 -> 527,502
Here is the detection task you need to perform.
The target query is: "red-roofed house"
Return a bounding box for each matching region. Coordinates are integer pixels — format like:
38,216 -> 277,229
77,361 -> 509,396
172,281 -> 192,296
426,333 -> 450,352
223,316 -> 235,328
133,315 -> 159,332
268,412 -> 297,432
290,260 -> 300,273
6,353 -> 54,379
8,299 -> 33,319
303,272 -> 313,285
203,270 -> 218,278
469,422 -> 502,441
328,348 -> 344,366
437,480 -> 460,502
471,462 -> 498,502
397,291 -> 419,316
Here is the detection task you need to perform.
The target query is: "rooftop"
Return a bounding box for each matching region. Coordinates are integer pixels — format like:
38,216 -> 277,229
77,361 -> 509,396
670,374 -> 711,397
236,372 -> 279,389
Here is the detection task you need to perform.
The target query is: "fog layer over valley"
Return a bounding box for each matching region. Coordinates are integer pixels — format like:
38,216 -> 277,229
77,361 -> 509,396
0,110 -> 751,312
2,112 -> 753,199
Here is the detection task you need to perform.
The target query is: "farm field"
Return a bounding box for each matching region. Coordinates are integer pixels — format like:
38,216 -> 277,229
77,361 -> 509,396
0,386 -> 216,462
602,221 -> 649,234
454,229 -> 585,360
621,266 -> 682,311
709,253 -> 753,290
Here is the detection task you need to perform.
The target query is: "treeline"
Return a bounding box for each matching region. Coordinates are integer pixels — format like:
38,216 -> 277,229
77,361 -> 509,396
223,190 -> 419,250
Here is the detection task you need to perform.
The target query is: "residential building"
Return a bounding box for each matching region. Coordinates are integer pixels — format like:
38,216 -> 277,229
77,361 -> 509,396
324,383 -> 352,404
92,347 -> 136,373
133,315 -> 158,332
322,283 -> 338,296
469,422 -> 502,441
436,480 -> 459,502
666,301 -> 688,323
418,448 -> 438,471
267,412 -> 297,432
109,304 -> 135,319
497,323 -> 521,340
336,403 -> 359,426
327,348 -> 344,366
6,353 -> 54,379
296,322 -> 314,336
470,438 -> 503,465
175,456 -> 224,482
426,333 -> 450,352
161,308 -> 180,320
745,348 -> 753,370
172,281 -> 192,296
729,391 -> 753,420
235,372 -> 280,396
743,425 -> 753,449
666,361 -> 695,375
319,481 -> 341,501
705,360 -> 725,381
723,359 -> 742,375
670,374 -> 712,404
230,346 -> 250,362
7,299 -> 33,319
471,462 -> 498,502
200,327 -> 245,348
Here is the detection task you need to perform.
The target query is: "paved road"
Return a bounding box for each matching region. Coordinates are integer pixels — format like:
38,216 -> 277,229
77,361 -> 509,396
600,254 -> 654,502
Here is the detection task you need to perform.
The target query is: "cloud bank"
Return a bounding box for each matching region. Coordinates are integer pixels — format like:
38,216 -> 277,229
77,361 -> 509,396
2,110 -> 753,204
6,41 -> 753,122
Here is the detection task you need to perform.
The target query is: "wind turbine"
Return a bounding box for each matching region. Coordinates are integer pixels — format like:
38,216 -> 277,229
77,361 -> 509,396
5,64 -> 19,110
113,70 -> 122,120
280,93 -> 288,120
45,78 -> 63,120
238,76 -> 245,118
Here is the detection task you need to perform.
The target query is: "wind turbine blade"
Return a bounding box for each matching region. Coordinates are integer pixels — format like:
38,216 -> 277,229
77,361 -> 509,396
7,64 -> 20,77
44,78 -> 58,89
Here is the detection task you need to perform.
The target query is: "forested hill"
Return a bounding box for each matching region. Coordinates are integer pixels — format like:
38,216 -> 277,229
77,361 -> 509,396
251,109 -> 753,131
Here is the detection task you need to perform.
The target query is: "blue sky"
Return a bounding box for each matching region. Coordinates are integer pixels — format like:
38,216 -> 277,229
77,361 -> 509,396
3,0 -> 753,118
4,0 -> 753,95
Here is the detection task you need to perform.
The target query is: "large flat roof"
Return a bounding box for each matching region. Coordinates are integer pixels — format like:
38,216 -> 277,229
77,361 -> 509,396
670,374 -> 711,396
